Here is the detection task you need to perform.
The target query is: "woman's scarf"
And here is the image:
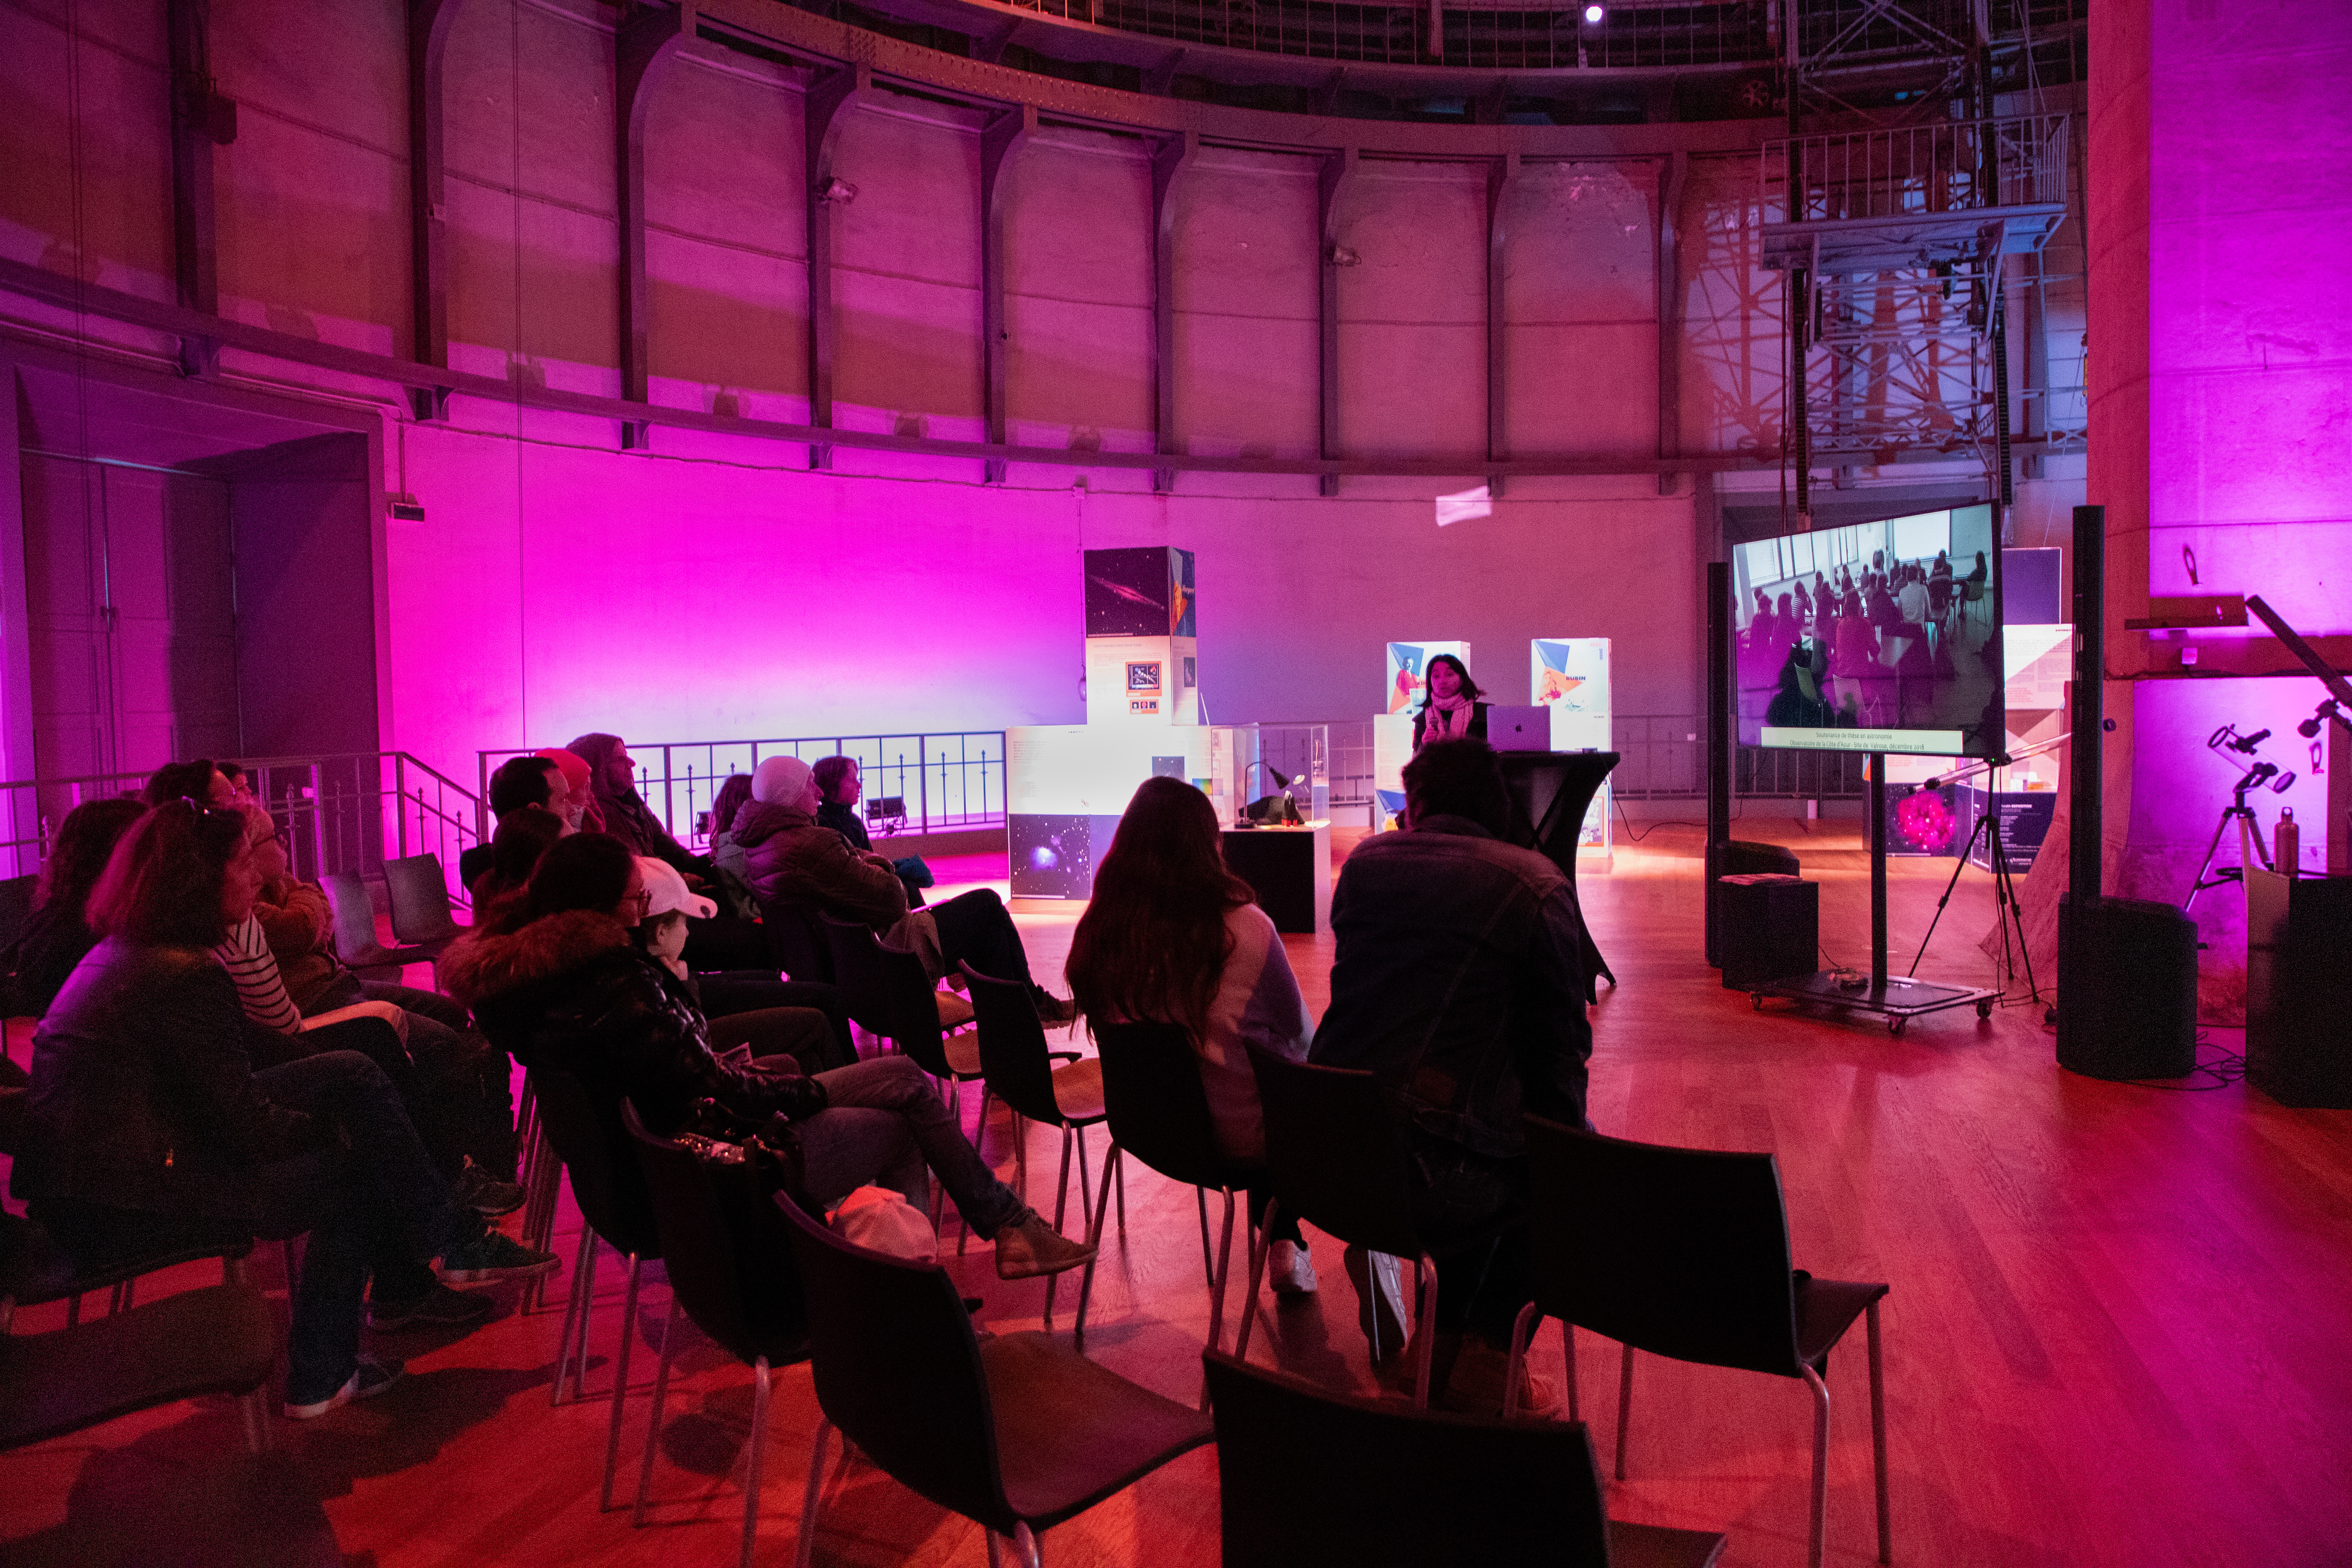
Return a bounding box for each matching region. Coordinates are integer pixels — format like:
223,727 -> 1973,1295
1422,694 -> 1473,743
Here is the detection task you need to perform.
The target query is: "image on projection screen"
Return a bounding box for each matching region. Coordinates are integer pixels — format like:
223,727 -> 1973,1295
1732,504 -> 2003,758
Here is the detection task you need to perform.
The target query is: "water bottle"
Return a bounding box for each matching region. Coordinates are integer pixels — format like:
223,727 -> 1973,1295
2275,807 -> 2300,879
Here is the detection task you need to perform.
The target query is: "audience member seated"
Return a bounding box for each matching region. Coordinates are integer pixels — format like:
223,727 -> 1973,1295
813,755 -> 929,910
567,732 -> 769,972
1309,738 -> 1592,1416
732,755 -> 1074,1020
536,747 -> 598,832
240,806 -> 521,1199
219,760 -> 255,805
471,808 -> 567,913
437,833 -> 1093,1279
2,797 -> 145,1018
705,773 -> 759,919
626,857 -> 851,1072
11,798 -> 556,1419
1065,776 -> 1317,1294
1765,639 -> 1832,729
459,754 -> 571,890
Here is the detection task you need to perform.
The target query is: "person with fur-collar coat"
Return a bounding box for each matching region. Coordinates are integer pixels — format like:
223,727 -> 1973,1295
438,834 -> 1097,1280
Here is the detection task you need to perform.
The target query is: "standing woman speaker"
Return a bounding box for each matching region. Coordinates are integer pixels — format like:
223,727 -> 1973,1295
1412,654 -> 1489,750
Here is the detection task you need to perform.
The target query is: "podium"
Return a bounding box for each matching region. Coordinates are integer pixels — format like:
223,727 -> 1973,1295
1496,751 -> 1619,1000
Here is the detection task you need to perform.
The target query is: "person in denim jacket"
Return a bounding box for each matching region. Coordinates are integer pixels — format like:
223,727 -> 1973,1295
1309,737 -> 1592,1416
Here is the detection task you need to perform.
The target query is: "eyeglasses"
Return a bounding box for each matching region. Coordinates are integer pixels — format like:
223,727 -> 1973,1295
175,796 -> 241,823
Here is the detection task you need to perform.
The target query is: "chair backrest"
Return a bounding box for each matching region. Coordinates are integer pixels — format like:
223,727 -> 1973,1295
961,963 -> 1064,1125
531,1068 -> 660,1258
757,894 -> 834,983
322,870 -> 395,962
0,873 -> 38,957
1095,1020 -> 1254,1191
772,1188 -> 1011,1533
383,853 -> 461,942
818,913 -> 894,1038
1201,1349 -> 1613,1568
822,914 -> 951,1073
1244,1043 -> 1427,1260
1522,1115 -> 1802,1380
622,1100 -> 808,1369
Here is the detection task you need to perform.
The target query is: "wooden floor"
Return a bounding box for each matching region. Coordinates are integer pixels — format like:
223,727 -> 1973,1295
7,822 -> 2352,1566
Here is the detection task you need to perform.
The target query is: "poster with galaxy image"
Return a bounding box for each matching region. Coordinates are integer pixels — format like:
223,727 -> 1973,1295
1084,547 -> 1196,639
1010,815 -> 1096,899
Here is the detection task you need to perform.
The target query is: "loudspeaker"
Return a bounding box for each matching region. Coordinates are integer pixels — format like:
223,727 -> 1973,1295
1718,876 -> 1819,991
2055,893 -> 2198,1080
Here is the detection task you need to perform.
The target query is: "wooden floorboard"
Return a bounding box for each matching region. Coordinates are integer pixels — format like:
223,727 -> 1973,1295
5,821 -> 2350,1565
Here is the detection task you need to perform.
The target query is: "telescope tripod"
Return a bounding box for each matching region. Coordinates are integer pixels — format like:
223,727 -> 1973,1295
1908,790 -> 2042,1003
2184,784 -> 2274,909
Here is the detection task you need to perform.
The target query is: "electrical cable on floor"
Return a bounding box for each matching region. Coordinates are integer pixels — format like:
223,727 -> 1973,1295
2115,1031 -> 2246,1091
1612,794 -> 1707,844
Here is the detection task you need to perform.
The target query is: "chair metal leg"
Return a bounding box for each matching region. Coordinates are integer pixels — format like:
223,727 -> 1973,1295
1112,1149 -> 1125,1234
635,1290 -> 680,1526
1043,1125 -> 1073,1328
239,1386 -> 272,1453
554,1227 -> 597,1405
1014,1521 -> 1043,1568
986,1528 -> 1004,1568
1194,1188 -> 1216,1289
1868,1300 -> 1891,1564
1205,1188 -> 1236,1358
1232,1198 -> 1277,1365
1411,1254 -> 1439,1410
599,1254 -> 643,1511
1562,1318 -> 1579,1423
1073,1144 -> 1121,1348
1073,1125 -> 1094,1232
794,1415 -> 833,1568
1615,1341 -> 1636,1479
1502,1301 -> 1540,1419
1803,1361 -> 1831,1568
740,1355 -> 772,1568
1014,1113 -> 1029,1200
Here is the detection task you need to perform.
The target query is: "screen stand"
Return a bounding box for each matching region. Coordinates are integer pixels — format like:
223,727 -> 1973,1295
1752,750 -> 1999,1037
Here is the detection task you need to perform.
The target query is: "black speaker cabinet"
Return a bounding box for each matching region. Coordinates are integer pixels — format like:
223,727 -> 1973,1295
1705,840 -> 1803,968
2056,894 -> 2198,1080
1718,876 -> 1819,991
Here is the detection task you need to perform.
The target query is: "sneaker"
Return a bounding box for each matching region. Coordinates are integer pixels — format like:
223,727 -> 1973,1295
1438,1337 -> 1560,1419
1032,992 -> 1077,1026
993,1213 -> 1097,1279
369,1281 -> 496,1331
285,1355 -> 404,1419
438,1226 -> 560,1284
1268,1239 -> 1318,1296
1342,1244 -> 1409,1361
452,1162 -> 526,1218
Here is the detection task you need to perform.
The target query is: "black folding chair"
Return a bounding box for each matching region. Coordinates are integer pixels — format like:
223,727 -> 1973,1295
1506,1115 -> 1892,1568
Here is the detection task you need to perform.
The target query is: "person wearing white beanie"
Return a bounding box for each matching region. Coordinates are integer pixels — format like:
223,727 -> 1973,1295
750,754 -> 809,808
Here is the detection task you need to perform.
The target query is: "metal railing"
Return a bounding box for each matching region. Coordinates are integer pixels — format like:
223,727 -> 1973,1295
1763,114 -> 2070,226
1611,714 -> 1868,801
480,733 -> 1007,851
0,752 -> 485,900
1003,0 -> 1775,71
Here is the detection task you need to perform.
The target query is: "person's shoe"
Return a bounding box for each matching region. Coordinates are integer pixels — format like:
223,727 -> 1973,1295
285,1355 -> 404,1419
1342,1244 -> 1409,1361
1267,1239 -> 1318,1296
438,1226 -> 560,1284
994,1213 -> 1096,1279
1436,1336 -> 1560,1419
368,1281 -> 496,1331
1031,991 -> 1077,1026
452,1161 -> 526,1218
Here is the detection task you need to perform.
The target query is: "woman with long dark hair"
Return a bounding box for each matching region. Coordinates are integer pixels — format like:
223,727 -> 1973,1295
1064,776 -> 1317,1292
439,833 -> 1093,1280
1411,654 -> 1488,750
2,795 -> 145,1017
17,799 -> 556,1419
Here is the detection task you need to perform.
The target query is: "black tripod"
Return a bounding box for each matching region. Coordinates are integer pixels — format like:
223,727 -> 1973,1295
1908,787 -> 2042,1002
2183,767 -> 2279,909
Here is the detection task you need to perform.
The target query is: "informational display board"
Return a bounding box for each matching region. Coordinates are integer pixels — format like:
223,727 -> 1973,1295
1532,638 -> 1612,851
1084,547 -> 1199,726
1006,724 -> 1218,899
1385,641 -> 1472,717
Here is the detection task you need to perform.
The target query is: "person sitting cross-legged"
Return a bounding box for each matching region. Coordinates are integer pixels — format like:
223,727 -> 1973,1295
12,798 -> 558,1419
437,833 -> 1094,1279
1308,737 -> 1594,1417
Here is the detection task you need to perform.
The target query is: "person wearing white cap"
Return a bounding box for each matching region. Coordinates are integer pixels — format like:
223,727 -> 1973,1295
731,755 -> 1076,1021
440,835 -> 1096,1280
628,853 -> 857,1071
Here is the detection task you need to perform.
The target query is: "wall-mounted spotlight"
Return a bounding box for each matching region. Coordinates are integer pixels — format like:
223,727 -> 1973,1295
1582,3 -> 1604,21
815,177 -> 858,204
386,493 -> 426,522
1327,243 -> 1361,266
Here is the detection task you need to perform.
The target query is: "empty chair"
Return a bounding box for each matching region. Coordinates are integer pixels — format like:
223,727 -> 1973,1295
322,869 -> 429,978
0,871 -> 39,962
964,962 -> 1115,1334
756,894 -> 834,984
776,1189 -> 1213,1568
531,1069 -> 664,1512
1504,1116 -> 1891,1568
1202,1350 -> 1727,1568
382,853 -> 466,955
1089,1019 -> 1257,1363
820,911 -> 975,1053
622,1101 -> 810,1561
1,1275 -> 278,1457
1236,1043 -> 1495,1408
